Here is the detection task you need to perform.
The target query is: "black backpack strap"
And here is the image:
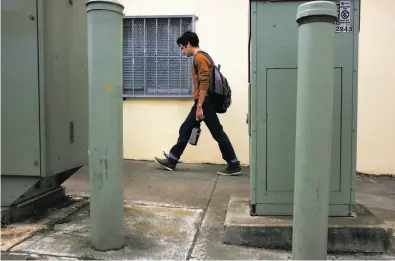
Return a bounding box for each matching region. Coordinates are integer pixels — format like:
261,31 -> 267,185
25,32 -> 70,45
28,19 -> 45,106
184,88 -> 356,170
193,51 -> 217,95
194,51 -> 215,71
193,51 -> 214,87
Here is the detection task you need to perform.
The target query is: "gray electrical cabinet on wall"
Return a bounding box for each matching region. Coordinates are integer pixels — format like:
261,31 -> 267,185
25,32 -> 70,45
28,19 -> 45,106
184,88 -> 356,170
1,0 -> 88,211
249,0 -> 359,216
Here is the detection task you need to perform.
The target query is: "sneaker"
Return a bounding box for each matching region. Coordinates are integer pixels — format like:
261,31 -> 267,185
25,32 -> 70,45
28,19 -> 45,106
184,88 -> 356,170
153,156 -> 177,171
217,162 -> 242,176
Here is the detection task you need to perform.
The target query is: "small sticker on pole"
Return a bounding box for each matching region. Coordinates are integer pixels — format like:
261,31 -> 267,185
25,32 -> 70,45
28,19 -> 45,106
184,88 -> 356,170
336,0 -> 353,33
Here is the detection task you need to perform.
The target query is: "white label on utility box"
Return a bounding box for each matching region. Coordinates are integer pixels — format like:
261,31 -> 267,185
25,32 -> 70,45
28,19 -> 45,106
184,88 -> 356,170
336,0 -> 353,33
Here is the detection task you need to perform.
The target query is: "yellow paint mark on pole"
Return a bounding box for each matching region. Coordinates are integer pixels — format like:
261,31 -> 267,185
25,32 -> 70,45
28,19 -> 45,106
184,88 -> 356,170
106,86 -> 113,91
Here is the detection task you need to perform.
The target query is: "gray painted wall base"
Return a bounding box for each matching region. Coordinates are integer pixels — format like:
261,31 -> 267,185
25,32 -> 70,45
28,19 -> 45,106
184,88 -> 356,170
252,203 -> 350,217
225,197 -> 393,253
1,166 -> 82,208
1,187 -> 66,226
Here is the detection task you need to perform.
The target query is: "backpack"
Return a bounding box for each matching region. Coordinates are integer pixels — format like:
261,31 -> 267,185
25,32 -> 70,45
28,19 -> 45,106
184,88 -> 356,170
193,51 -> 232,114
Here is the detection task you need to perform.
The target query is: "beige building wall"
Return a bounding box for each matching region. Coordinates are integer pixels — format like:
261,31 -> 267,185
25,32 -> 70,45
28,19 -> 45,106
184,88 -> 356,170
120,0 -> 250,165
357,0 -> 395,175
120,0 -> 395,175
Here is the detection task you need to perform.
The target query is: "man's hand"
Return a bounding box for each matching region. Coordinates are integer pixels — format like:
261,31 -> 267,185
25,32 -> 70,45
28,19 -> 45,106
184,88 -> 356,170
196,89 -> 207,121
196,106 -> 205,121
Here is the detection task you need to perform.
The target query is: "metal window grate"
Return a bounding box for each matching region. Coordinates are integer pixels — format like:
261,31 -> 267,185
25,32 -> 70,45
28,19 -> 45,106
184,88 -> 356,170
123,16 -> 195,97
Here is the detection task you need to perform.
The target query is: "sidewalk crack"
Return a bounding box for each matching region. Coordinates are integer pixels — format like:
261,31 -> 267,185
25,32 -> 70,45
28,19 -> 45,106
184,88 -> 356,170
186,175 -> 220,260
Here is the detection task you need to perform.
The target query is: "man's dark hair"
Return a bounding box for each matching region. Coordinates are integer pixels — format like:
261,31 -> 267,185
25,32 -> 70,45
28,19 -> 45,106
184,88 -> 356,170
176,31 -> 199,47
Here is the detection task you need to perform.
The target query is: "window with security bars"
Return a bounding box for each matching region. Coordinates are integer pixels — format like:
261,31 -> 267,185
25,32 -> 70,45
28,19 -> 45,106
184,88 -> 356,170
123,16 -> 195,97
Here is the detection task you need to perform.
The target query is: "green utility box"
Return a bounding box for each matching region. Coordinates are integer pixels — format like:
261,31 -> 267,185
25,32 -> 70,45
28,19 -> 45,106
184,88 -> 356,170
248,0 -> 359,216
1,0 -> 88,212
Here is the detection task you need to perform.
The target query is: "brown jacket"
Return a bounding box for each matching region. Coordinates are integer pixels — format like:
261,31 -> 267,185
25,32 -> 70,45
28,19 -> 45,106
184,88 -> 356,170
192,52 -> 213,100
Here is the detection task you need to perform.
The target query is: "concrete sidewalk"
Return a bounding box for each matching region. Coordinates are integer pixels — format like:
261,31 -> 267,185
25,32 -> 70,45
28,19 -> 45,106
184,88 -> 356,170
1,160 -> 395,260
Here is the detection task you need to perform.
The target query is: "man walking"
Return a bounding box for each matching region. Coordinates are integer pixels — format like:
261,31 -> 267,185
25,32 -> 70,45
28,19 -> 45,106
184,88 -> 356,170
153,31 -> 241,176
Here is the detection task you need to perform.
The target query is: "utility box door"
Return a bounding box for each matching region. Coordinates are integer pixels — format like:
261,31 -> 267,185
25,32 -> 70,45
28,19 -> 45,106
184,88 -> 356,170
249,0 -> 358,216
1,0 -> 41,176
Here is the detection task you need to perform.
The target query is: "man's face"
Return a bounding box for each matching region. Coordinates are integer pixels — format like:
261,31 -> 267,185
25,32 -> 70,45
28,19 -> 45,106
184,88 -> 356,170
180,43 -> 193,57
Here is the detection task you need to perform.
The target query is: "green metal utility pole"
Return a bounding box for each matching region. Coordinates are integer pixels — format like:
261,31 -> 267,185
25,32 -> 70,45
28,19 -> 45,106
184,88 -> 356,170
292,1 -> 337,260
86,0 -> 125,251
